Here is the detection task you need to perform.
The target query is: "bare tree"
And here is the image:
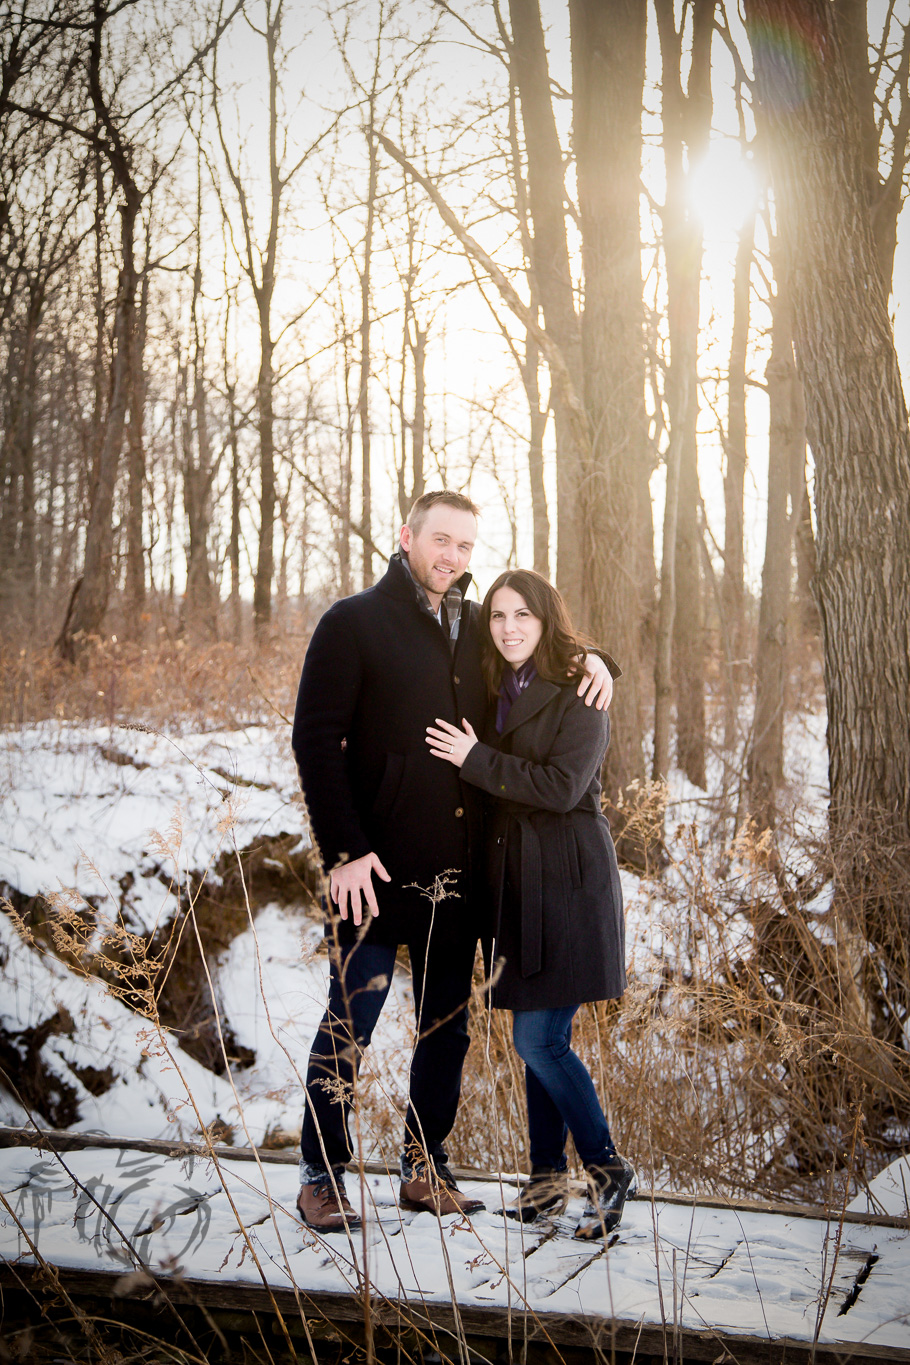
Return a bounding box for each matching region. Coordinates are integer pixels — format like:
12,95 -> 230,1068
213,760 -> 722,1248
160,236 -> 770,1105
746,0 -> 910,947
748,272 -> 798,830
569,0 -> 651,807
654,0 -> 716,790
507,0 -> 586,611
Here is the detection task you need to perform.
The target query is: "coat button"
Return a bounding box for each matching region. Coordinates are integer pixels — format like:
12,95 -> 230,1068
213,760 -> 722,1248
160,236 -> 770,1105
453,675 -> 460,684
496,834 -> 504,845
454,806 -> 464,818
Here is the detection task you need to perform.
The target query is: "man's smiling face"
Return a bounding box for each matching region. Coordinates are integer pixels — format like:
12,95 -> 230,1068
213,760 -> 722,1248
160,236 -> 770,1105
400,505 -> 477,610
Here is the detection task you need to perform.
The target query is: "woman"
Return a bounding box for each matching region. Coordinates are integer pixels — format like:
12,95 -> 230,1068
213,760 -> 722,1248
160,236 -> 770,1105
425,569 -> 634,1240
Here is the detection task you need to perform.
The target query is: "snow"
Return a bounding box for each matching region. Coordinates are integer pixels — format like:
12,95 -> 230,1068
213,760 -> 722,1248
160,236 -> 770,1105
0,722 -> 443,1147
0,912 -> 237,1139
1,1140 -> 908,1353
848,1155 -> 910,1220
0,721 -> 302,936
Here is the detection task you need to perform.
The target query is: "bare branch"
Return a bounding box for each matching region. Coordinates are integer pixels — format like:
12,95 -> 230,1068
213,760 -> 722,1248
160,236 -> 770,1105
375,131 -> 591,449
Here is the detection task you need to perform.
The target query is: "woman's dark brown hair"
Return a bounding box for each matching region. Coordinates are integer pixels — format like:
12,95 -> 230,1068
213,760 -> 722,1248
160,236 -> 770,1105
480,569 -> 597,697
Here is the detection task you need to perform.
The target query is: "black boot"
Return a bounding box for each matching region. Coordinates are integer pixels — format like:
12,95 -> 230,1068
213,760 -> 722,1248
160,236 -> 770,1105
574,1153 -> 637,1240
502,1165 -> 569,1223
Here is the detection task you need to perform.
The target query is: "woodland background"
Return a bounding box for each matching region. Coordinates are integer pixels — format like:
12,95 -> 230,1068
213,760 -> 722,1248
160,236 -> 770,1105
3,0 -> 910,1204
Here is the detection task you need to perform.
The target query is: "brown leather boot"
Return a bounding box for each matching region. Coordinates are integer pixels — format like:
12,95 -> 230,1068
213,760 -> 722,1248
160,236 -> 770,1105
296,1166 -> 361,1232
399,1146 -> 485,1216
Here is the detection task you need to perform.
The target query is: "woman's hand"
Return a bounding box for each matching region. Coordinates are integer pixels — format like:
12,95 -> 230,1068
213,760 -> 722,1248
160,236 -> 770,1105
426,717 -> 478,768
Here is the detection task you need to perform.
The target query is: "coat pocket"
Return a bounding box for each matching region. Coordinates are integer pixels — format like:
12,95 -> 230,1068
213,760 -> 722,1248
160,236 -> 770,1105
564,822 -> 582,890
372,752 -> 406,817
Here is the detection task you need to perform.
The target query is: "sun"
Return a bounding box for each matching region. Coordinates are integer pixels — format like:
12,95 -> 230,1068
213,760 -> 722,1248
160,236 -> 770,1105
687,139 -> 761,241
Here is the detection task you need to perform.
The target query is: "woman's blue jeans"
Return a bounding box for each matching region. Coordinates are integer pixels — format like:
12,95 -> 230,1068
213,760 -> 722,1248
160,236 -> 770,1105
512,1006 -> 614,1169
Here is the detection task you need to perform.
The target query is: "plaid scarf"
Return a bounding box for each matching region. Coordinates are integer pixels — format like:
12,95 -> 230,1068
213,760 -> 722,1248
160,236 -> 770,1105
397,550 -> 463,654
496,659 -> 538,734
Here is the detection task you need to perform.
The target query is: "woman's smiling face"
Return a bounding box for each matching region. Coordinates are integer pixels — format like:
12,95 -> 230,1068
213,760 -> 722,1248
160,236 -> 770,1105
489,586 -> 543,670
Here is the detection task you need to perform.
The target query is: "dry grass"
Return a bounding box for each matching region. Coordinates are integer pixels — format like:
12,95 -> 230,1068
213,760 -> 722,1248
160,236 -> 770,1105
0,633 -> 306,734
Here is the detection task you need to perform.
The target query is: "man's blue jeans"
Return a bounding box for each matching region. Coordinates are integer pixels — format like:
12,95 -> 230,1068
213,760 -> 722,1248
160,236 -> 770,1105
301,926 -> 476,1170
512,1006 -> 614,1169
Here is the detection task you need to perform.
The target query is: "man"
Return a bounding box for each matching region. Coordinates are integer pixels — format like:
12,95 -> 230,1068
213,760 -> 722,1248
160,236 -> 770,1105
291,491 -> 617,1231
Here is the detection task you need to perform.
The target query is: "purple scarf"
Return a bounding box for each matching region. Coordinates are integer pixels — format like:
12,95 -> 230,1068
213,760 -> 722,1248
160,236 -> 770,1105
495,659 -> 538,734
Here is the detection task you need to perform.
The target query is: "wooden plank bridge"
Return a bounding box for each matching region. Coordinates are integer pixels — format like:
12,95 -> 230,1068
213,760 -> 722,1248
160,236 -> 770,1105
1,1127 -> 908,1364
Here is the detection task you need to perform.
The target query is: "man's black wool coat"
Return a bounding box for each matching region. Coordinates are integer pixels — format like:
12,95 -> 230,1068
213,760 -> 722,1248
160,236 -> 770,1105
292,555 -> 487,945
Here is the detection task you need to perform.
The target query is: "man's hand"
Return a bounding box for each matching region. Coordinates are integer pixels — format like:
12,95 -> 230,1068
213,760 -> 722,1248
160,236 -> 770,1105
576,653 -> 613,710
330,851 -> 391,926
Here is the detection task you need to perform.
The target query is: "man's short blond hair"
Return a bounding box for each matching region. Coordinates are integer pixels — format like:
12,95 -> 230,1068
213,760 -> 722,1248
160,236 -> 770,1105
406,490 -> 480,536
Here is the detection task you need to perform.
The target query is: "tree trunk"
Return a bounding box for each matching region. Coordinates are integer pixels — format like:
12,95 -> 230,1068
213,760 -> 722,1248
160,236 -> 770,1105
834,0 -> 910,295
522,334 -> 550,578
0,289 -> 41,627
411,318 -> 426,508
123,265 -> 148,634
359,124 -> 377,590
250,0 -> 282,642
749,284 -> 797,830
790,401 -> 819,637
656,0 -> 715,791
227,383 -> 243,643
746,0 -> 910,935
252,319 -> 275,640
340,340 -> 354,595
722,207 -> 755,736
182,355 -> 217,641
508,0 -> 585,615
653,396 -> 686,785
57,191 -> 139,660
569,0 -> 649,806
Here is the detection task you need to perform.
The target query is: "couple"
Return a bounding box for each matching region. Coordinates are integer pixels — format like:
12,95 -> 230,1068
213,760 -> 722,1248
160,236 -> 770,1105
291,491 -> 634,1241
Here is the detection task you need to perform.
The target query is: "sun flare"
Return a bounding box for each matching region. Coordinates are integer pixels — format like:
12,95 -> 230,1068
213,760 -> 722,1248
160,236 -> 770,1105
688,140 -> 761,239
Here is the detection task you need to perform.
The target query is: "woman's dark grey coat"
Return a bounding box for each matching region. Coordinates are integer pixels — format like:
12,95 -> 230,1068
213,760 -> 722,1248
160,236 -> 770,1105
460,677 -> 626,1011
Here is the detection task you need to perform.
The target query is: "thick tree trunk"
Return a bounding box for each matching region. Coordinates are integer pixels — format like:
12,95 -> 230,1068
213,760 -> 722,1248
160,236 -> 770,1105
508,0 -> 585,614
569,0 -> 649,805
507,77 -> 550,578
746,0 -> 910,929
656,0 -> 715,791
